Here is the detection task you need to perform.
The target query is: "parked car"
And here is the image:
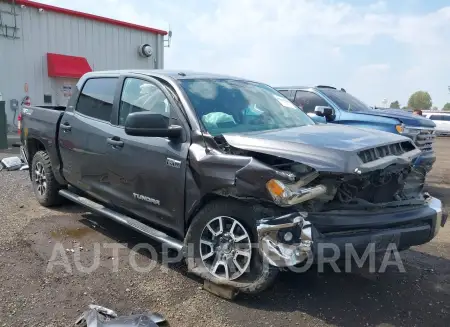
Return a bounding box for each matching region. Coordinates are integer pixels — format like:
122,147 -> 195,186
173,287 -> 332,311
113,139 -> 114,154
20,71 -> 446,294
275,86 -> 436,171
423,112 -> 450,136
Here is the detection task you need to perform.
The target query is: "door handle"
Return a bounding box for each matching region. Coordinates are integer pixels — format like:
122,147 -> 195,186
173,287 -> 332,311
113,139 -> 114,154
60,122 -> 71,132
107,137 -> 124,148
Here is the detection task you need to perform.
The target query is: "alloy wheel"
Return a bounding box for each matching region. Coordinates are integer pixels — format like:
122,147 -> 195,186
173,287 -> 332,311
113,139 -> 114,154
200,216 -> 252,280
34,162 -> 47,196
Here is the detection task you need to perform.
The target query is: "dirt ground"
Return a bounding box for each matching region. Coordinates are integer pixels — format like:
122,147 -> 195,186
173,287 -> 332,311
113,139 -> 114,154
0,140 -> 449,327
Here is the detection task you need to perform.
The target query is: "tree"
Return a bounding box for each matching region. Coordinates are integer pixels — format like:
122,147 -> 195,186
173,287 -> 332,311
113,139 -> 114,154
443,103 -> 450,111
407,91 -> 432,110
389,100 -> 400,109
431,106 -> 438,110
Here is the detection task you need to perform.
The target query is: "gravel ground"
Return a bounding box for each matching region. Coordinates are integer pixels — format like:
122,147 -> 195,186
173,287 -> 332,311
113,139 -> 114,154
0,141 -> 449,327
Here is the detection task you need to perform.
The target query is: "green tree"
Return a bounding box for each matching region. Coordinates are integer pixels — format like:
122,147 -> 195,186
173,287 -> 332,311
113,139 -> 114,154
443,103 -> 450,111
431,106 -> 438,110
407,91 -> 432,110
389,100 -> 400,109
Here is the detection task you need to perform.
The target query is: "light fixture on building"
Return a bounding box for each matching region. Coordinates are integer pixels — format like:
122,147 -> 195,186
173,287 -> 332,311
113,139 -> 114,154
138,44 -> 153,58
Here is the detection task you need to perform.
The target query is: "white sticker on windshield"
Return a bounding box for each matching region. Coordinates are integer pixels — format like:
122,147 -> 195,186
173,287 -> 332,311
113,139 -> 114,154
274,95 -> 297,109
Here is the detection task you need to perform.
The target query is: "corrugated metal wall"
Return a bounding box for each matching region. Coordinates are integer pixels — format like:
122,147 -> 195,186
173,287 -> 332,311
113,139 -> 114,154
0,1 -> 164,130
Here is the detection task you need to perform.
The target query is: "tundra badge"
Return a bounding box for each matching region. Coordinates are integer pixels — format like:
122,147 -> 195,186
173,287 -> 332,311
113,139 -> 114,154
133,193 -> 160,205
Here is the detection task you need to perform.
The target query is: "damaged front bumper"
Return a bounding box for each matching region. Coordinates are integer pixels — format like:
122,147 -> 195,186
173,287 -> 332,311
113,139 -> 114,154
256,196 -> 447,268
257,212 -> 314,267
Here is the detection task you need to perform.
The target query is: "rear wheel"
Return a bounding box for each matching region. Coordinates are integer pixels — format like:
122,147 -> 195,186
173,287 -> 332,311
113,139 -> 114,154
31,151 -> 63,207
185,199 -> 279,294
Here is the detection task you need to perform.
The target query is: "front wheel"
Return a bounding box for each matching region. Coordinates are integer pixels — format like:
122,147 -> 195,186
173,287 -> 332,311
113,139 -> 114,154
185,199 -> 278,294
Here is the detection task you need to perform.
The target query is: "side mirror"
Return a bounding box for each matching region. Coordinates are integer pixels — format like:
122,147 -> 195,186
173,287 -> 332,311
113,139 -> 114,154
124,111 -> 182,139
314,106 -> 334,119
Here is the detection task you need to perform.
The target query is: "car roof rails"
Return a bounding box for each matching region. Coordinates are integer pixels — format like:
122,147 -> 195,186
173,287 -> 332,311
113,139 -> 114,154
316,85 -> 346,92
316,85 -> 336,89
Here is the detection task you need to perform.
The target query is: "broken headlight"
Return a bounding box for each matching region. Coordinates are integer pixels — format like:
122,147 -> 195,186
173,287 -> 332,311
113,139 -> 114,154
266,173 -> 327,207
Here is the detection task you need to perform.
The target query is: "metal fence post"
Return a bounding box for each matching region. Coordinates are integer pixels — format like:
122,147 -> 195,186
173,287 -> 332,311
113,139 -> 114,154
0,101 -> 8,149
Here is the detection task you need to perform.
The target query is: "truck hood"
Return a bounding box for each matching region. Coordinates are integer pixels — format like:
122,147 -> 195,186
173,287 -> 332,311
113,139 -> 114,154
222,124 -> 420,174
353,109 -> 436,128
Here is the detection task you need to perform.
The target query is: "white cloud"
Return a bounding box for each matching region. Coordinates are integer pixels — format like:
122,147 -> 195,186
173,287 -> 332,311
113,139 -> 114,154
42,0 -> 450,107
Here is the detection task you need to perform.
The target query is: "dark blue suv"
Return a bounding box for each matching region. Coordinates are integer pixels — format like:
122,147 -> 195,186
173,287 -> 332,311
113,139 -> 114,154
276,86 -> 436,171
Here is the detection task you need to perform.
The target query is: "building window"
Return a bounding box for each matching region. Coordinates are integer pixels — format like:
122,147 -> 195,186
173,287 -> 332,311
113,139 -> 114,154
44,94 -> 52,104
76,78 -> 118,121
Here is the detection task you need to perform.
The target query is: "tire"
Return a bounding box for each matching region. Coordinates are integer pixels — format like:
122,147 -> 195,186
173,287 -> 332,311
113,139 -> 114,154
185,199 -> 279,294
31,151 -> 63,207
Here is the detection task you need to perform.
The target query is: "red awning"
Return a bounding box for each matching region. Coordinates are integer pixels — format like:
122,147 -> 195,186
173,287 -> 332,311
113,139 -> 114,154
47,53 -> 92,78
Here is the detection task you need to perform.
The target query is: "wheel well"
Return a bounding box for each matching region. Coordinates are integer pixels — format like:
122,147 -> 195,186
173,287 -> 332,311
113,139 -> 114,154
26,138 -> 46,177
185,193 -> 281,232
186,193 -> 223,229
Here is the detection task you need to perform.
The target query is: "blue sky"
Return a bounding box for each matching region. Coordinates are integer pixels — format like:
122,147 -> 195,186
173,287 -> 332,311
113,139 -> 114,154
43,0 -> 450,108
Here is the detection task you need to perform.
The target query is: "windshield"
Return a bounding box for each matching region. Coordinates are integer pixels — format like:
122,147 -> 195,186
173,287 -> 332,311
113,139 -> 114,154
321,89 -> 371,112
179,79 -> 314,136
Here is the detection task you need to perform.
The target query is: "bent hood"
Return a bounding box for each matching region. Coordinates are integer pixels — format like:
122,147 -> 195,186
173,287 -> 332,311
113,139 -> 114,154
222,124 -> 420,174
354,109 -> 435,128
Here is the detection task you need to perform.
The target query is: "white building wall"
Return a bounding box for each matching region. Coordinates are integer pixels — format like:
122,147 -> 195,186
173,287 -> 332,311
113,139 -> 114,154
0,1 -> 164,130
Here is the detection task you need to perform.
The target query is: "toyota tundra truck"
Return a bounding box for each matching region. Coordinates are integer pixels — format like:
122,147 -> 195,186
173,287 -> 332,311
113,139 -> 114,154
20,70 -> 447,293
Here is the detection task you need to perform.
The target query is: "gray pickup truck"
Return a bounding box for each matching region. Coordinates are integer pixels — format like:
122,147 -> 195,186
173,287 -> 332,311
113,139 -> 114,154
20,70 -> 446,293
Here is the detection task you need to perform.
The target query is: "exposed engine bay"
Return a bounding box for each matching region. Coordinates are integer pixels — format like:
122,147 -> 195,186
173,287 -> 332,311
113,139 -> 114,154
210,134 -> 426,212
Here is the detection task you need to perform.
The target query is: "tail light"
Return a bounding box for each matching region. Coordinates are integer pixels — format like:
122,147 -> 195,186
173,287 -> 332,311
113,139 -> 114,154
17,112 -> 22,135
19,96 -> 30,135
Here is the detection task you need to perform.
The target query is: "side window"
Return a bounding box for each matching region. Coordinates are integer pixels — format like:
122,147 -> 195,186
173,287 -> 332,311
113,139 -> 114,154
445,115 -> 450,121
294,91 -> 329,113
118,78 -> 171,126
278,90 -> 293,100
76,78 -> 117,121
430,115 -> 443,120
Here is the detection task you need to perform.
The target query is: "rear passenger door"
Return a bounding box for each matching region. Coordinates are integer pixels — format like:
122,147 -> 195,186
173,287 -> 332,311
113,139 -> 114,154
106,75 -> 189,236
59,77 -> 119,202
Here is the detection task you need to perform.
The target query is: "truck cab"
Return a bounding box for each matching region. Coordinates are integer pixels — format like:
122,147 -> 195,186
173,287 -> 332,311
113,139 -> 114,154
276,86 -> 436,171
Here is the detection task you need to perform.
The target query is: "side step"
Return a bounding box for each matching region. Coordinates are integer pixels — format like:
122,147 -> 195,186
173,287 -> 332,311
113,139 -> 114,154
58,189 -> 184,251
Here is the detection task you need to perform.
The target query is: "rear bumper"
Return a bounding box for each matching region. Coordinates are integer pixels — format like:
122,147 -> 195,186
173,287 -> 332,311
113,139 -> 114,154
257,196 -> 446,267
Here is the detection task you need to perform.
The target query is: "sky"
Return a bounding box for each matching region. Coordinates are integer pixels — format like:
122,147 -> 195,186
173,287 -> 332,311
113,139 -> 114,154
41,0 -> 450,108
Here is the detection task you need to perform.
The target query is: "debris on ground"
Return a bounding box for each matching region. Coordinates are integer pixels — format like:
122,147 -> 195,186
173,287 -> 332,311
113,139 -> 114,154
74,304 -> 166,327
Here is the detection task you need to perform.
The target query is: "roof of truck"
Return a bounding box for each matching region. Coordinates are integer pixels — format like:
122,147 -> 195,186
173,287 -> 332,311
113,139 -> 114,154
83,70 -> 252,81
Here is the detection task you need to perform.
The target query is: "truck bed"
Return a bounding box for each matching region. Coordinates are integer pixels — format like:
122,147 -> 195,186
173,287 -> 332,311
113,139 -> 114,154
21,105 -> 66,184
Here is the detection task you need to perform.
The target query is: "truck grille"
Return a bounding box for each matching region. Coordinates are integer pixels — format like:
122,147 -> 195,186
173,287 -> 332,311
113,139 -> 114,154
414,128 -> 435,152
358,141 -> 415,164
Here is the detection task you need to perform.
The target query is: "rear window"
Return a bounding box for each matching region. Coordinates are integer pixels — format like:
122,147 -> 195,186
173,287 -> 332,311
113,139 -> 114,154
76,78 -> 118,121
277,90 -> 292,100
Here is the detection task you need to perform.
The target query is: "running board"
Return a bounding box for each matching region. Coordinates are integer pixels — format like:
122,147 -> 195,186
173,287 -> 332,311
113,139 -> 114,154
58,189 -> 184,251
